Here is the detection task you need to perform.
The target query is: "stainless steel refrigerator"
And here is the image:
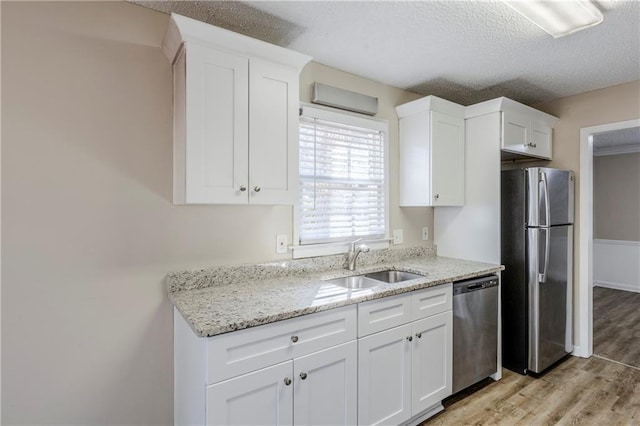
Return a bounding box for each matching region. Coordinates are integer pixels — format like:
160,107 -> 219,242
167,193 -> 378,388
501,167 -> 574,375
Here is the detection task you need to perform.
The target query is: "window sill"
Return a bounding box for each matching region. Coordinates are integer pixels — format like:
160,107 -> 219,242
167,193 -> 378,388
292,239 -> 391,259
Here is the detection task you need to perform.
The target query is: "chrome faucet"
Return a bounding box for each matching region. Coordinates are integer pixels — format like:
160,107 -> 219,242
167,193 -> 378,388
347,238 -> 370,271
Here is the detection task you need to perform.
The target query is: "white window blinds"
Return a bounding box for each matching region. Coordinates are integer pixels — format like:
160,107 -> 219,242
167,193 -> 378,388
299,107 -> 387,245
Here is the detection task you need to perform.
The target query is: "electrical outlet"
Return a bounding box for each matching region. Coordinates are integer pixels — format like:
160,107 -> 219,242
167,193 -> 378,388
422,227 -> 429,241
393,229 -> 404,245
276,234 -> 288,254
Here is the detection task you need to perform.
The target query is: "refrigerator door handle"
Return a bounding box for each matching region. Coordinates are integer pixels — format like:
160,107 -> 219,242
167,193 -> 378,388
540,171 -> 551,227
539,228 -> 550,283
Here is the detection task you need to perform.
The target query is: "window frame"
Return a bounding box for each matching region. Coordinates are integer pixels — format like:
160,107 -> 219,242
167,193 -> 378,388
293,102 -> 390,259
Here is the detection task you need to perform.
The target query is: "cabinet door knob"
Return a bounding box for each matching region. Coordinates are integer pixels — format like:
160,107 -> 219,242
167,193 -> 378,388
300,372 -> 308,380
416,332 -> 422,339
291,335 -> 299,343
254,186 -> 261,193
434,194 -> 439,200
239,185 -> 247,192
284,377 -> 292,386
407,336 -> 413,342
526,142 -> 537,148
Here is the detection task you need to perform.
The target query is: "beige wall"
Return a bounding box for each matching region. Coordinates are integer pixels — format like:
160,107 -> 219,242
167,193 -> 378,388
594,153 -> 640,241
535,80 -> 640,348
1,1 -> 429,424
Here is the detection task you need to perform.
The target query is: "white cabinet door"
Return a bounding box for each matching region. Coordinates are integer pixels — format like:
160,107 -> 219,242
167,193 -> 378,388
502,109 -> 529,155
358,324 -> 412,426
502,110 -> 552,160
530,119 -> 552,159
180,43 -> 249,204
294,341 -> 357,426
249,59 -> 299,205
206,361 -> 293,426
431,111 -> 465,206
397,96 -> 465,207
411,311 -> 452,416
398,110 -> 431,206
174,45 -> 301,205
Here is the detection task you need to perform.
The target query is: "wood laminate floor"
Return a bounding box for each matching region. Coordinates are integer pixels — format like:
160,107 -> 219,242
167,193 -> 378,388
593,286 -> 640,369
422,287 -> 640,425
422,356 -> 640,425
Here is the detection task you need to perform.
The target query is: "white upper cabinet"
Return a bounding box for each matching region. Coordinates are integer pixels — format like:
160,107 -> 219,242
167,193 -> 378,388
396,96 -> 465,207
248,59 -> 300,205
466,97 -> 558,160
163,14 -> 311,205
174,44 -> 249,205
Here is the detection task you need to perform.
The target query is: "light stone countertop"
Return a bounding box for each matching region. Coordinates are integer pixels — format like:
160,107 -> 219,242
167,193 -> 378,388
168,247 -> 503,338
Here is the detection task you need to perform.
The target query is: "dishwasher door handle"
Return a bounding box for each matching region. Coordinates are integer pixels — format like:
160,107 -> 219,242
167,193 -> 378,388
467,283 -> 486,291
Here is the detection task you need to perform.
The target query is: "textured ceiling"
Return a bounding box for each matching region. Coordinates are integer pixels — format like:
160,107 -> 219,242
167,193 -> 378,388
131,0 -> 640,106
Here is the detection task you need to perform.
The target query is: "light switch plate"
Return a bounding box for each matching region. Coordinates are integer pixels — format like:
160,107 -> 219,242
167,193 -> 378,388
393,229 -> 404,245
422,227 -> 429,241
276,234 -> 288,254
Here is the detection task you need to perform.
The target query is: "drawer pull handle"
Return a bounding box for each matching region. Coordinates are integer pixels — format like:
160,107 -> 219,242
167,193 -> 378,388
407,336 -> 413,342
300,372 -> 308,380
416,332 -> 422,339
284,377 -> 291,386
291,335 -> 299,343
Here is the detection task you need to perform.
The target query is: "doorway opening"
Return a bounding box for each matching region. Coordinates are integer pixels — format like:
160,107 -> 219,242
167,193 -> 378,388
577,119 -> 640,359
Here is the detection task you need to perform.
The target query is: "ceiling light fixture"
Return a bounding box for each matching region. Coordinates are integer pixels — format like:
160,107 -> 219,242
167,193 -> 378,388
503,0 -> 604,38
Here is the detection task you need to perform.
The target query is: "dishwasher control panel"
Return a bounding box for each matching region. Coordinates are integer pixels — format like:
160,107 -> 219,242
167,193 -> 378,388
453,275 -> 498,295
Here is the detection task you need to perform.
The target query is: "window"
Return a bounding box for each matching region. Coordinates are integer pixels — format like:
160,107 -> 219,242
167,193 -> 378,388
295,104 -> 389,256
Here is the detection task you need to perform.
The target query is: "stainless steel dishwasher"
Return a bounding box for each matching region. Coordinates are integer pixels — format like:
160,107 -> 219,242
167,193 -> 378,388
452,275 -> 499,394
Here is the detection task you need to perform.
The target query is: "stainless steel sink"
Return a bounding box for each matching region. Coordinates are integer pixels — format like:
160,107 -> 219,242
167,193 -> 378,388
322,276 -> 381,289
364,270 -> 425,283
323,270 -> 425,289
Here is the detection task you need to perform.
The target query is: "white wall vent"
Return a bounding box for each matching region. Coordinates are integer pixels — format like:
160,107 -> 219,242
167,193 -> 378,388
312,82 -> 378,116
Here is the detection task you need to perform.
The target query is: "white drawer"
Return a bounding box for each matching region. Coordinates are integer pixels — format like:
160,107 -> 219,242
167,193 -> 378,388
206,305 -> 357,384
411,283 -> 452,320
357,293 -> 412,337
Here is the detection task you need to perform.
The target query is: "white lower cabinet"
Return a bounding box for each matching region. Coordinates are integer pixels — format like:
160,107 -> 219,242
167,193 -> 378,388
358,324 -> 412,425
357,285 -> 453,426
207,361 -> 294,426
207,341 -> 357,426
174,305 -> 358,426
411,312 -> 453,415
294,341 -> 357,426
176,285 -> 454,426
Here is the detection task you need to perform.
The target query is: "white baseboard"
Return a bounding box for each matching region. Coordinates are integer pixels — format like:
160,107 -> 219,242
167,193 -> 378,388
572,345 -> 590,358
594,280 -> 640,294
593,239 -> 640,293
404,402 -> 444,426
